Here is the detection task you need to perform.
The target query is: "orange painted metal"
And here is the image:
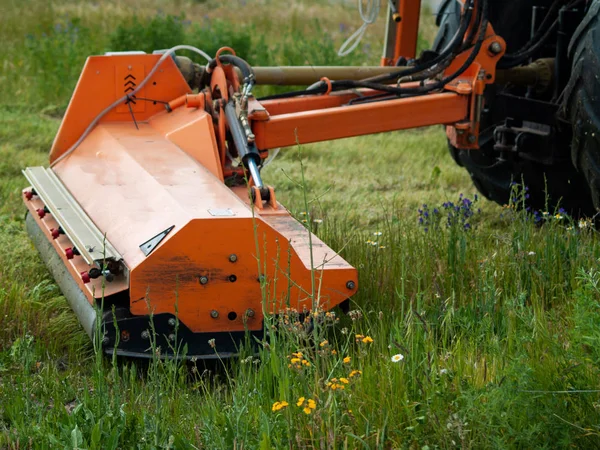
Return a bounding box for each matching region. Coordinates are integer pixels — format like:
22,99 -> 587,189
253,92 -> 469,150
394,0 -> 422,60
31,54 -> 357,335
382,0 -> 422,65
50,54 -> 191,164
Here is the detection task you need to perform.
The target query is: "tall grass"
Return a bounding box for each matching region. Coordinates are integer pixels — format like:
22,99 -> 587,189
1,1 -> 600,448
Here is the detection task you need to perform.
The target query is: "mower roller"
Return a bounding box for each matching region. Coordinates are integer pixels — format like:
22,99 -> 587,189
22,0 -> 600,357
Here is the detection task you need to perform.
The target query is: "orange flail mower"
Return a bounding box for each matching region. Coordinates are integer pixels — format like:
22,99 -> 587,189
24,0 -> 560,358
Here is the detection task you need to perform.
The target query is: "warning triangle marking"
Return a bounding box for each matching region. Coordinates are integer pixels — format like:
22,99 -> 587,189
139,225 -> 175,256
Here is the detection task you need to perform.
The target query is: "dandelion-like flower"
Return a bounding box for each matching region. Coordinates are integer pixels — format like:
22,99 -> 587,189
272,401 -> 289,412
361,336 -> 374,344
349,370 -> 362,377
319,340 -> 328,347
391,354 -> 404,363
343,356 -> 351,364
297,397 -> 316,414
373,231 -> 382,236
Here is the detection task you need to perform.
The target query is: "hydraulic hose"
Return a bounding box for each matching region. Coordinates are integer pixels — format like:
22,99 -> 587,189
207,54 -> 255,85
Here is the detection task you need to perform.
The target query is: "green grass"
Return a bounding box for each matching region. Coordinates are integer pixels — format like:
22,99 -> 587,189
2,1 -> 600,448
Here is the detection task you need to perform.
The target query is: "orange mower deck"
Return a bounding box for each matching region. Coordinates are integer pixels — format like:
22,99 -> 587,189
23,54 -> 357,358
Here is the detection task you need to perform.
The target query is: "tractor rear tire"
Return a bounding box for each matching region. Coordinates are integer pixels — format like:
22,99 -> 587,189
434,0 -> 595,216
563,0 -> 600,212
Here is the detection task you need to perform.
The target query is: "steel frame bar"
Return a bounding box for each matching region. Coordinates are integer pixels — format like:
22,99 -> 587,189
253,92 -> 469,150
382,0 -> 422,65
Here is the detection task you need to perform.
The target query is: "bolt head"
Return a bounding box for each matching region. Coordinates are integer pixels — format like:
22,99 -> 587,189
102,336 -> 110,345
468,134 -> 477,144
489,42 -> 502,55
141,330 -> 150,340
199,276 -> 209,285
229,254 -> 238,263
210,310 -> 219,318
168,334 -> 176,342
168,318 -> 177,327
246,308 -> 255,318
346,281 -> 356,290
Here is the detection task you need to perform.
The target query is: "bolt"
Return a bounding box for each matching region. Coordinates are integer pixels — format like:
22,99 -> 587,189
257,275 -> 266,283
246,308 -> 255,318
210,310 -> 219,319
168,334 -> 176,342
199,276 -> 208,285
489,42 -> 502,55
346,281 -> 356,290
102,336 -> 110,345
468,134 -> 477,144
168,318 -> 176,327
229,254 -> 238,263
141,330 -> 150,340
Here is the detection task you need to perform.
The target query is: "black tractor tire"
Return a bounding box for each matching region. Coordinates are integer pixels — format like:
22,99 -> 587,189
563,0 -> 600,212
434,0 -> 595,216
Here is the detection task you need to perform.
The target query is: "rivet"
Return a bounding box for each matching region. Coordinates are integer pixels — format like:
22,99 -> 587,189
246,309 -> 255,318
141,330 -> 149,340
229,254 -> 238,263
168,318 -> 176,327
346,281 -> 356,290
210,310 -> 219,319
102,336 -> 110,345
199,276 -> 208,285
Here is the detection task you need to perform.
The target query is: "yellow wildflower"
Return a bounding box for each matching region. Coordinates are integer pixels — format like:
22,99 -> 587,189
290,357 -> 301,364
292,352 -> 303,358
331,349 -> 337,355
296,397 -> 305,407
349,370 -> 362,377
303,407 -> 312,415
272,401 -> 289,412
339,377 -> 349,384
319,340 -> 328,347
343,356 -> 351,364
362,336 -> 374,344
355,334 -> 364,339
307,399 -> 316,409
302,359 -> 311,366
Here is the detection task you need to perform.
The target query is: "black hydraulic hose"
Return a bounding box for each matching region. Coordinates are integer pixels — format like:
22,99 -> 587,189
499,0 -> 583,68
503,0 -> 566,61
364,0 -> 476,85
208,54 -> 255,84
403,0 -> 489,95
259,0 -> 488,102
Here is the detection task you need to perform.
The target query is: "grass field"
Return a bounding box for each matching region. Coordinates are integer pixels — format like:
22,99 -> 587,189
2,0 -> 600,448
